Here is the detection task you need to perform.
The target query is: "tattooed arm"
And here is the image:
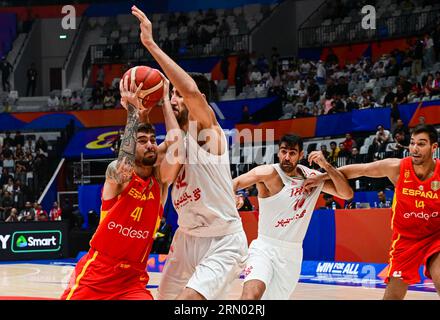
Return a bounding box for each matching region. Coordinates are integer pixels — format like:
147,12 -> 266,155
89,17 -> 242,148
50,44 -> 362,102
110,104 -> 139,183
102,76 -> 144,200
102,104 -> 139,200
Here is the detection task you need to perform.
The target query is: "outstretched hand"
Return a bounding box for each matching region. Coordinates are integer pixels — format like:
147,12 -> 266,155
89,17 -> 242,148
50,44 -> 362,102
119,75 -> 143,111
132,5 -> 154,48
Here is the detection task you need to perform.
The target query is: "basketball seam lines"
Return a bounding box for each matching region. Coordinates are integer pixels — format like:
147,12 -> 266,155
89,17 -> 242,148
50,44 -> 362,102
138,80 -> 164,99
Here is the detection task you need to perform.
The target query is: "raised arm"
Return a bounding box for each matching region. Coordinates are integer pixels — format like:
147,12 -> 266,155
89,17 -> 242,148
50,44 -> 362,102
157,74 -> 185,184
102,76 -> 144,200
132,5 -> 217,129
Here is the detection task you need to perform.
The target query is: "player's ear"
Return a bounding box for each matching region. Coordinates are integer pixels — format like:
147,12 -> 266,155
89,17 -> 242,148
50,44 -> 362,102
299,150 -> 304,160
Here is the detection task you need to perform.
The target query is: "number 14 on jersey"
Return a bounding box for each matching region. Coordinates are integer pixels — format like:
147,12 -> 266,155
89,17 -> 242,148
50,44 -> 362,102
415,200 -> 425,209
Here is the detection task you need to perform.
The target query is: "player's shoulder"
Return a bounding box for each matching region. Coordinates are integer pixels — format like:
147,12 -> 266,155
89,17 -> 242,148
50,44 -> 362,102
106,159 -> 118,172
378,157 -> 402,169
253,164 -> 277,176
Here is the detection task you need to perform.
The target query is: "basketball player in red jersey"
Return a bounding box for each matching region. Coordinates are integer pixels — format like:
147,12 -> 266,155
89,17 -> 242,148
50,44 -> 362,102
305,124 -> 440,299
61,74 -> 177,300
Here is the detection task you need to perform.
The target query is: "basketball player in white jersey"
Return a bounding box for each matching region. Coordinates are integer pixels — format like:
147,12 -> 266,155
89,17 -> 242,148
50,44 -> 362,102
132,6 -> 248,300
234,134 -> 353,300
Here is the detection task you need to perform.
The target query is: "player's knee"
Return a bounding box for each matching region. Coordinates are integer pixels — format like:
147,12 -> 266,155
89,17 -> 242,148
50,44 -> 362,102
241,290 -> 262,300
383,278 -> 408,300
240,282 -> 265,300
177,287 -> 206,300
383,290 -> 406,300
430,266 -> 440,283
428,253 -> 440,286
383,284 -> 407,300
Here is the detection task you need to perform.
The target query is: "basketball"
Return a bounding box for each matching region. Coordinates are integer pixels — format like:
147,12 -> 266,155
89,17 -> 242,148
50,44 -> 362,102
123,66 -> 164,109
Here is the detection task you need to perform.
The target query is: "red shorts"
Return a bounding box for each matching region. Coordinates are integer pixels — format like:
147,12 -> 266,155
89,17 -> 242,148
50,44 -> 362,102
385,230 -> 440,285
60,249 -> 153,300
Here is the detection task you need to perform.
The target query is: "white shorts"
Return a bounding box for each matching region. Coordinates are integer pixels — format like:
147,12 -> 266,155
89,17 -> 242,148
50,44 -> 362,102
157,228 -> 248,300
244,235 -> 303,300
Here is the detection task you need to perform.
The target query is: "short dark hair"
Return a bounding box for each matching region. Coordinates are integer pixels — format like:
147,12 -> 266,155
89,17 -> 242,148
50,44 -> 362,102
137,123 -> 156,135
189,73 -> 217,102
279,134 -> 303,152
411,124 -> 438,144
330,141 -> 337,146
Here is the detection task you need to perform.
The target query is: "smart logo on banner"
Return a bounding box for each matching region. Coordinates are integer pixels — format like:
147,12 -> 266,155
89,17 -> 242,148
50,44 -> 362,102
11,230 -> 62,253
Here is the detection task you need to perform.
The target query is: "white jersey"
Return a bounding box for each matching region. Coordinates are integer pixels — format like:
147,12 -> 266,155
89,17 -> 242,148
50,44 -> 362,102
171,130 -> 243,237
258,164 -> 324,243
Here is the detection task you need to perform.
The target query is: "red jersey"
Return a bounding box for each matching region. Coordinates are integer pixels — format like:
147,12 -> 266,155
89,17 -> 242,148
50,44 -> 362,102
90,172 -> 162,265
392,157 -> 440,239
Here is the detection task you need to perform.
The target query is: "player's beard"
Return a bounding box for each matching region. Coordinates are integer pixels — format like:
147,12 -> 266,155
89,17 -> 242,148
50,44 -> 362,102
280,161 -> 297,174
176,107 -> 189,128
141,154 -> 157,166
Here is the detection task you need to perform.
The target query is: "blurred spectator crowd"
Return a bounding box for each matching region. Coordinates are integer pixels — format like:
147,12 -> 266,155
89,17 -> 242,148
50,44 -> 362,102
59,19 -> 440,114
0,131 -> 57,222
229,22 -> 440,123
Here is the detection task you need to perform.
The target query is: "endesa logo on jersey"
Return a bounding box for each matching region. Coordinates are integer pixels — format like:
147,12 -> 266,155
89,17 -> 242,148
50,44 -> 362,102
403,211 -> 439,221
11,230 -> 62,253
108,221 -> 150,239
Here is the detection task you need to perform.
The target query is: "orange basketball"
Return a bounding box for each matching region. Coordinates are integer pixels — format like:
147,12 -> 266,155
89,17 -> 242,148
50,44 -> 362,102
123,66 -> 164,109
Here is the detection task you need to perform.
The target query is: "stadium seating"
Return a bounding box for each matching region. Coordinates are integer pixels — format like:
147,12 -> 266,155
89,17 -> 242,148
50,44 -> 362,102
299,0 -> 440,47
